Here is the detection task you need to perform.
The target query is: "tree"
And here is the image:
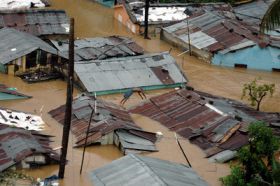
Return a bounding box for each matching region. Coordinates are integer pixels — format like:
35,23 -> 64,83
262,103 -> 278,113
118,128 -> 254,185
260,0 -> 280,32
241,78 -> 275,111
220,121 -> 280,186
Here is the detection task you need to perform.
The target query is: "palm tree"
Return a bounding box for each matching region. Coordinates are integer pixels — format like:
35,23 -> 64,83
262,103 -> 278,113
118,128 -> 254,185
260,0 -> 280,31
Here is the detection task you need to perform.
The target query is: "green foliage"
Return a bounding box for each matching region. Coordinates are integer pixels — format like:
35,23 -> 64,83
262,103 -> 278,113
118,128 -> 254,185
221,121 -> 280,186
0,170 -> 35,185
241,78 -> 275,111
261,0 -> 280,32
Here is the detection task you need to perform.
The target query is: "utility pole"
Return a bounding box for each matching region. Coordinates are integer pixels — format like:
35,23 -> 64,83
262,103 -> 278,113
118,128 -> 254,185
187,17 -> 192,56
144,0 -> 149,39
58,18 -> 75,179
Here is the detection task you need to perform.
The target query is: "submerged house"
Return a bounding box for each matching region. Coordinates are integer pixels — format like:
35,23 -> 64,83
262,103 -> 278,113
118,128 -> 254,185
0,9 -> 69,40
49,95 -> 158,154
0,84 -> 31,100
0,124 -> 59,172
74,52 -> 187,95
0,28 -> 66,75
90,154 -> 208,186
130,89 -> 280,162
161,11 -> 280,71
0,0 -> 50,10
50,36 -> 144,62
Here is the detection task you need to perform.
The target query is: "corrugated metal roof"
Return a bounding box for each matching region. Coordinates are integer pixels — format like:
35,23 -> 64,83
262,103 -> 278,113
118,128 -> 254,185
0,124 -> 59,172
49,95 -> 157,151
0,0 -> 49,10
0,84 -> 31,100
75,52 -> 187,93
0,28 -> 62,65
0,9 -> 69,36
90,154 -> 208,186
51,36 -> 144,61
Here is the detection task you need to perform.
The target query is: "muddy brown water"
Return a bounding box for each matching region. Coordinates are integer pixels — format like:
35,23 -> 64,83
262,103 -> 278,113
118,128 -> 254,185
0,0 -> 280,185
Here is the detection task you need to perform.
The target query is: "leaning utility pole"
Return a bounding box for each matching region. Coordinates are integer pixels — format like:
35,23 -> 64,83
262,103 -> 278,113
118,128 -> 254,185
58,18 -> 75,179
144,0 -> 149,39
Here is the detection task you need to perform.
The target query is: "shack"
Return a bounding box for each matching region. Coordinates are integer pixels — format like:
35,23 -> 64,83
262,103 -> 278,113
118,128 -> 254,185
0,84 -> 31,100
74,52 -> 187,95
49,95 -> 158,154
90,154 -> 208,186
161,11 -> 280,71
130,89 -> 280,162
0,28 -> 66,75
0,124 -> 59,172
0,9 -> 69,40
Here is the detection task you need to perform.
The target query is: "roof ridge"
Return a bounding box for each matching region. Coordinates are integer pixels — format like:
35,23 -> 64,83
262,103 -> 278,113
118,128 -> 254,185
131,154 -> 168,186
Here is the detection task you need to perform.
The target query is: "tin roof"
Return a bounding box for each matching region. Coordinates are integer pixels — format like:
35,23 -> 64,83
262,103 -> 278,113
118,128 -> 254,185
74,52 -> 187,94
90,154 -> 208,186
51,36 -> 144,61
0,124 -> 59,172
0,28 -> 62,65
0,84 -> 31,100
0,9 -> 69,37
49,95 -> 157,153
0,0 -> 49,10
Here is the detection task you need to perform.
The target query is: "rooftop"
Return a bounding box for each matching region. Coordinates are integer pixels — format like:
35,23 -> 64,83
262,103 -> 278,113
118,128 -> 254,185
0,84 -> 31,100
90,154 -> 208,186
0,0 -> 49,10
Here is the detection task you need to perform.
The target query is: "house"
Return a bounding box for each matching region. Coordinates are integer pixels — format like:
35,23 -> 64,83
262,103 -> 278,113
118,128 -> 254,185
74,52 -> 187,95
50,36 -> 144,62
49,95 -> 158,154
0,28 -> 66,75
90,154 -> 208,186
0,0 -> 50,10
161,11 -> 280,71
0,9 -> 69,40
0,84 -> 31,100
0,124 -> 59,172
129,88 -> 280,162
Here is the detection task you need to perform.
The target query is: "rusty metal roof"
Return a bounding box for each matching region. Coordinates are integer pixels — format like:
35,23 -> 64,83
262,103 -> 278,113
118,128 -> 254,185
0,124 -> 59,172
49,95 -> 157,153
0,9 -> 69,37
129,89 -> 280,159
51,36 -> 144,61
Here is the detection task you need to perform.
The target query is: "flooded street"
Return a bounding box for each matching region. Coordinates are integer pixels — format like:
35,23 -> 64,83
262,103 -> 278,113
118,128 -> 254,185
0,0 -> 280,185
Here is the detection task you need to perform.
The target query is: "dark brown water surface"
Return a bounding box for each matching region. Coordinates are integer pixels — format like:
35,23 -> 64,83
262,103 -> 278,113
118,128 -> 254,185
0,0 -> 279,185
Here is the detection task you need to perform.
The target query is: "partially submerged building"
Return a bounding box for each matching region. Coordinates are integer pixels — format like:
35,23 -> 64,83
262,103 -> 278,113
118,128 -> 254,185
49,95 -> 158,154
50,36 -> 144,62
90,154 -> 208,186
0,124 -> 59,172
0,9 -> 69,39
0,84 -> 31,100
161,11 -> 280,71
74,52 -> 187,95
0,0 -> 50,10
0,107 -> 45,131
0,28 -> 66,75
130,89 -> 280,162
114,2 -> 188,34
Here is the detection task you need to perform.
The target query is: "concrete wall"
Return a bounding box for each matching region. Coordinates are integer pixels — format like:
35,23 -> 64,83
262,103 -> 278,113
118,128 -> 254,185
212,45 -> 280,71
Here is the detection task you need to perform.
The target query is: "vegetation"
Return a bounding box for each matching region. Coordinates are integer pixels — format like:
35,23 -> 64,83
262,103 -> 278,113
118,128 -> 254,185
260,0 -> 280,32
221,121 -> 280,186
0,170 -> 35,185
241,78 -> 275,111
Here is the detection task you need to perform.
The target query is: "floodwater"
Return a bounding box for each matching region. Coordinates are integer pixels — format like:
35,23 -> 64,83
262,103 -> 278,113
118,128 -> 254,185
0,0 -> 280,185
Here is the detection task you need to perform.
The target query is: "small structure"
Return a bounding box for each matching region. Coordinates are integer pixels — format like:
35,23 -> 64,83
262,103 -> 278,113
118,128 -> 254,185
0,0 -> 50,10
0,28 -> 66,75
0,107 -> 45,131
161,11 -> 280,71
74,52 -> 187,95
0,9 -> 69,39
50,36 -> 144,62
0,84 -> 31,100
114,2 -> 188,34
130,89 -> 280,161
49,95 -> 158,154
90,154 -> 208,186
0,124 -> 59,172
